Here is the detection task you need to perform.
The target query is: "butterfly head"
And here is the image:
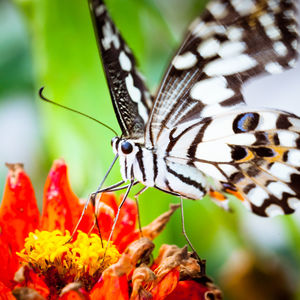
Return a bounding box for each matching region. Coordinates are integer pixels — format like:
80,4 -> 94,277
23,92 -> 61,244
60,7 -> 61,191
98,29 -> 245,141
111,137 -> 142,181
111,137 -> 137,155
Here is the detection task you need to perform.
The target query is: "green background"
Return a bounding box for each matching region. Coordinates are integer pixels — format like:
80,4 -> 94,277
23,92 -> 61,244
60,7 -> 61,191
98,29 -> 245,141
1,0 -> 300,298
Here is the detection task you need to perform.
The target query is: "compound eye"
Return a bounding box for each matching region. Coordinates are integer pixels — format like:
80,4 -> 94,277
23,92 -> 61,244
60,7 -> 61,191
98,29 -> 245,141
121,141 -> 133,154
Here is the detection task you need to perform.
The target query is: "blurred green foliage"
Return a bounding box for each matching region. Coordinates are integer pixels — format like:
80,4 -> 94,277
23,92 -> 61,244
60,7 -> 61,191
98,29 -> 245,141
1,0 -> 300,298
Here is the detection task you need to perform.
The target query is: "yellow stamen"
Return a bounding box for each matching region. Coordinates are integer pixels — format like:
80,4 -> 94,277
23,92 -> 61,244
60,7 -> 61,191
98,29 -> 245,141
17,230 -> 120,280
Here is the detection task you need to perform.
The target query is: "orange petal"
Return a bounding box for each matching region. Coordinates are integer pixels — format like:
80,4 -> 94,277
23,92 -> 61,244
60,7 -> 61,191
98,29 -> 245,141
93,202 -> 115,240
59,290 -> 89,300
151,269 -> 180,300
40,159 -> 92,232
99,193 -> 119,215
90,275 -> 129,300
0,164 -> 39,287
117,232 -> 140,253
165,280 -> 210,300
113,197 -> 137,246
0,236 -> 18,288
0,281 -> 14,300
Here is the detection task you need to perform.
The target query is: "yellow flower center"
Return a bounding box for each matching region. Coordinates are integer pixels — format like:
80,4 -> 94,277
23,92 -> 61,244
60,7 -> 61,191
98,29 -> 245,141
17,230 -> 120,280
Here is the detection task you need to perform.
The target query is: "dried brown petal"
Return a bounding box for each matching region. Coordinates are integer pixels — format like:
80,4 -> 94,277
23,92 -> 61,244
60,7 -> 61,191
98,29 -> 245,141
141,204 -> 180,240
12,287 -> 45,300
154,244 -> 203,281
204,281 -> 223,300
124,237 -> 155,266
154,246 -> 187,281
60,282 -> 82,296
179,254 -> 201,280
102,253 -> 133,278
131,264 -> 156,299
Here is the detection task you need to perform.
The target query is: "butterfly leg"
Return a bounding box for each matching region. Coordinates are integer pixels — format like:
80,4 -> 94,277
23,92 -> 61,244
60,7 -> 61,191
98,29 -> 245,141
134,186 -> 148,236
180,197 -> 206,276
101,179 -> 135,264
66,179 -> 126,244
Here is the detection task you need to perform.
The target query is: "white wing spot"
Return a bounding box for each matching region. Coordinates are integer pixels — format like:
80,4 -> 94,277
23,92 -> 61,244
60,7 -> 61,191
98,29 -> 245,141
227,26 -> 244,40
230,0 -> 255,15
268,181 -> 295,198
189,18 -> 203,32
257,112 -> 277,130
268,0 -> 281,12
292,40 -> 298,50
207,1 -> 228,18
288,59 -> 297,68
195,142 -> 233,163
259,14 -> 274,27
247,186 -> 268,206
277,131 -> 298,147
200,103 -> 237,118
288,117 -> 300,129
102,21 -> 120,50
172,51 -> 198,70
204,54 -> 257,76
190,77 -> 234,104
287,24 -> 297,33
288,198 -> 300,209
197,38 -> 220,58
265,205 -> 285,217
218,41 -> 246,57
266,26 -> 281,40
125,74 -> 148,123
218,164 -> 238,177
286,150 -> 300,167
202,115 -> 237,142
225,133 -> 256,146
269,163 -> 297,182
194,162 -> 228,181
283,10 -> 294,18
192,21 -> 225,38
265,62 -> 283,74
119,51 -> 132,72
273,41 -> 287,56
125,74 -> 141,103
95,4 -> 105,16
124,44 -> 131,53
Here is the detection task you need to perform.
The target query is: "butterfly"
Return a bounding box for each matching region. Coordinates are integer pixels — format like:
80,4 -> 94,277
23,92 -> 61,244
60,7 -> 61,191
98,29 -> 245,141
88,0 -> 300,218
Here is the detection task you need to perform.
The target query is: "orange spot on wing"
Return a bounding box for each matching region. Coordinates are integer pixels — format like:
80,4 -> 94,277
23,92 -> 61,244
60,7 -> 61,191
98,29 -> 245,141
209,190 -> 226,201
266,146 -> 287,163
226,189 -> 244,201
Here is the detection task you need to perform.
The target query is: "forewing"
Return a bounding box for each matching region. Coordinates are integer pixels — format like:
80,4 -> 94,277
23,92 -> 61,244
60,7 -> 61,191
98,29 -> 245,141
146,0 -> 298,146
89,0 -> 152,138
164,109 -> 300,217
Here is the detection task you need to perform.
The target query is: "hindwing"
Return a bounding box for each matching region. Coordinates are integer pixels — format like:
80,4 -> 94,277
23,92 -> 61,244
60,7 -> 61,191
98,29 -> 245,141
162,109 -> 300,216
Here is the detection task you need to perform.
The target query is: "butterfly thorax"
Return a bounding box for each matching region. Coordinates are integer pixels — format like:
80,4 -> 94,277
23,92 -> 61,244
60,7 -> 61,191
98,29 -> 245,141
112,136 -> 210,199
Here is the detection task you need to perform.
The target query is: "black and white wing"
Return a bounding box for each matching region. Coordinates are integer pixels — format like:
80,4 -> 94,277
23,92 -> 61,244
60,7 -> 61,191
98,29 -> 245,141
89,0 -> 152,138
149,0 -> 299,216
164,109 -> 300,217
146,0 -> 298,146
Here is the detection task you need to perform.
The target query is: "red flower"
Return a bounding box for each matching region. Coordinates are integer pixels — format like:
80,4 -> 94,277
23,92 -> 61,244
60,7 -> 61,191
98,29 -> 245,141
0,159 -> 222,299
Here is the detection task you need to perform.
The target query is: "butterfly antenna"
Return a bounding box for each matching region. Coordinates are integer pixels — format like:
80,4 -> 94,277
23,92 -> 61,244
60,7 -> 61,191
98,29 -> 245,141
39,87 -> 118,136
